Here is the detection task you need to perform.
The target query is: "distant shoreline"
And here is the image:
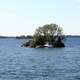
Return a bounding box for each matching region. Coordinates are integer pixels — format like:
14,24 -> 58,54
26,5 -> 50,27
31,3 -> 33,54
0,36 -> 16,39
66,35 -> 80,38
0,35 -> 80,39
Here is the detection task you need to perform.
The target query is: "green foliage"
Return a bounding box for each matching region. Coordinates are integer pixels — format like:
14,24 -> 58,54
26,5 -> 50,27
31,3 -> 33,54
30,23 -> 65,47
34,24 -> 63,36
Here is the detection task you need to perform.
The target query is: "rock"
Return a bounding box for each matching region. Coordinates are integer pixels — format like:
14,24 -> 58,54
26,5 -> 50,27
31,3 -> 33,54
54,36 -> 65,48
21,40 -> 32,47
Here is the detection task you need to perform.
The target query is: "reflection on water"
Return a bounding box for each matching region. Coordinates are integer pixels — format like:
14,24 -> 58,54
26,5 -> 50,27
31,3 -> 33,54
0,38 -> 80,80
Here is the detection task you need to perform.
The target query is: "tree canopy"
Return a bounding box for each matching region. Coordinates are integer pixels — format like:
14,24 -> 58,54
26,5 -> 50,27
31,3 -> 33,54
30,23 -> 65,48
34,24 -> 63,36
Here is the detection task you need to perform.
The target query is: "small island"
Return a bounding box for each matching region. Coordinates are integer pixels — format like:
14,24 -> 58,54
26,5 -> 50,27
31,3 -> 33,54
22,23 -> 65,48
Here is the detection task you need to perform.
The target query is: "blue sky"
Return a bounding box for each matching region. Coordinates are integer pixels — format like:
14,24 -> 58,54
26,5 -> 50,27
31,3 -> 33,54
0,0 -> 80,36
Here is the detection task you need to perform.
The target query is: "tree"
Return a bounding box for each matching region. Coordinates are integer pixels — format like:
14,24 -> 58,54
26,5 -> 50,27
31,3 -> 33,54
30,23 -> 65,47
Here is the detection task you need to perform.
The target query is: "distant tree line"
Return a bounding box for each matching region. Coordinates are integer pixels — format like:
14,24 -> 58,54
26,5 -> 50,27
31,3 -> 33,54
16,35 -> 33,39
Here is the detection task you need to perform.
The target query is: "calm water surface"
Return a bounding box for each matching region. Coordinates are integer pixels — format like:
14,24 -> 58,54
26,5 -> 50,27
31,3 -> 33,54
0,37 -> 80,80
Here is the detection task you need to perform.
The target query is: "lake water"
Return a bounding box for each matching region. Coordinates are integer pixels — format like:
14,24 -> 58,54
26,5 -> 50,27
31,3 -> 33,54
0,37 -> 80,80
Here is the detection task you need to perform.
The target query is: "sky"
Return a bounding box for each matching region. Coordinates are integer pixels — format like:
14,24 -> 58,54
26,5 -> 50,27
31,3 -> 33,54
0,0 -> 80,36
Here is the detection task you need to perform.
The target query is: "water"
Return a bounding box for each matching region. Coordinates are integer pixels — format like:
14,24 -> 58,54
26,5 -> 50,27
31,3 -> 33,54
0,37 -> 80,80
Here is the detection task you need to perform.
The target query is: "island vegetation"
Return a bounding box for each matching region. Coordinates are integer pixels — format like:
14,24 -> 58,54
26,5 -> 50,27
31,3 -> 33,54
23,23 -> 65,48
